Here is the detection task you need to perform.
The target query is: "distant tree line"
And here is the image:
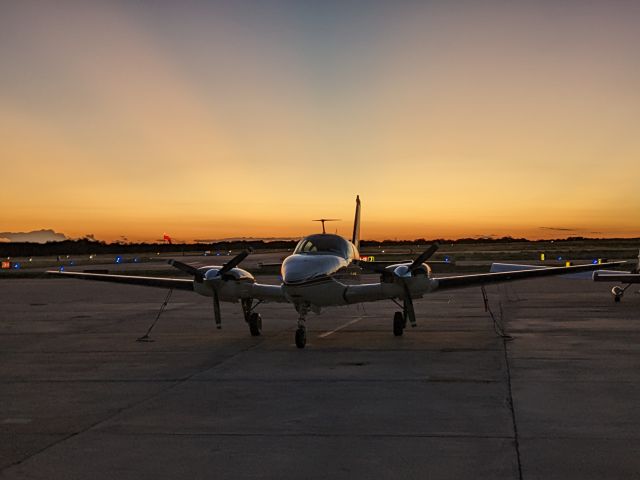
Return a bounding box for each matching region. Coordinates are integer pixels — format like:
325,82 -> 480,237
2,236 -> 638,258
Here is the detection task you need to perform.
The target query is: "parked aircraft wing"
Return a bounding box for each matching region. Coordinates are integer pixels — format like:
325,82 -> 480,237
47,270 -> 194,290
593,272 -> 640,283
489,262 -> 627,279
434,261 -> 627,291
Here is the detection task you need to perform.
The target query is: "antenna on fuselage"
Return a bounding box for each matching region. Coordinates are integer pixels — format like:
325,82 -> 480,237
312,218 -> 340,234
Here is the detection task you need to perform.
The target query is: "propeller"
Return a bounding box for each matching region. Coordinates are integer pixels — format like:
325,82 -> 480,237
408,244 -> 439,272
169,259 -> 204,281
217,249 -> 251,276
392,243 -> 439,278
393,244 -> 439,328
169,249 -> 252,329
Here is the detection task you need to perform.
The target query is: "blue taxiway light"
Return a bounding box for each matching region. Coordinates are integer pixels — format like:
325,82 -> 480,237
12,263 -> 21,269
115,256 -> 122,264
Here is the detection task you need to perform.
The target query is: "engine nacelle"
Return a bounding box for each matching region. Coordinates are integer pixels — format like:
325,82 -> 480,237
201,266 -> 255,282
192,267 -> 256,300
381,262 -> 432,283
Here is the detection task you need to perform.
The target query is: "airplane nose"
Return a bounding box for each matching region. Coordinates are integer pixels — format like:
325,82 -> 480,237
281,255 -> 344,284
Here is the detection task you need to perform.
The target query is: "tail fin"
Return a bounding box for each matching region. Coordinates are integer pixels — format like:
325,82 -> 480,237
352,195 -> 361,251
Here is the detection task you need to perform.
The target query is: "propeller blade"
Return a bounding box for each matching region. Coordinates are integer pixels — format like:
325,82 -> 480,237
169,259 -> 204,281
218,249 -> 252,276
409,244 -> 439,271
213,289 -> 222,329
401,280 -> 417,327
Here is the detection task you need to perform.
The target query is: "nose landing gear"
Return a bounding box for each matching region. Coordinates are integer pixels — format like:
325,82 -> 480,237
295,304 -> 309,348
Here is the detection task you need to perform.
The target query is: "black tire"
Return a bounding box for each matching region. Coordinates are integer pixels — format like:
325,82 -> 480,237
249,312 -> 262,336
393,311 -> 404,336
295,327 -> 306,349
614,296 -> 622,303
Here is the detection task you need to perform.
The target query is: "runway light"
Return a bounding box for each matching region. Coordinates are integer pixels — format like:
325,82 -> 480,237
115,256 -> 122,264
444,256 -> 450,263
59,266 -> 65,272
592,259 -> 598,264
12,263 -> 21,269
557,256 -> 563,261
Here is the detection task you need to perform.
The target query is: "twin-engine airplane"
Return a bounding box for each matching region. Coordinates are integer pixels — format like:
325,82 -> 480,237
49,197 -> 626,348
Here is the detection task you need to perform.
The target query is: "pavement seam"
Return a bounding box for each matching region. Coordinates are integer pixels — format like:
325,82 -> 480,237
503,337 -> 523,480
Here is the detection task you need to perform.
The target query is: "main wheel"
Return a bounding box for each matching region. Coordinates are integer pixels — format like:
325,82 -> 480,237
614,295 -> 622,303
393,311 -> 404,336
295,327 -> 306,349
249,312 -> 262,336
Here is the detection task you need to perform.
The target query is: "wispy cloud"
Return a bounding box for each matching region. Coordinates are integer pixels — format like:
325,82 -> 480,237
539,226 -> 580,232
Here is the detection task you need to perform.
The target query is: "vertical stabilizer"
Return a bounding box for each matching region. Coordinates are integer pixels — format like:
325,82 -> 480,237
352,195 -> 361,251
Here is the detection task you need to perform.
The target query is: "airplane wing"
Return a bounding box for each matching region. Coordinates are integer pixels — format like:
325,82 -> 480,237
47,270 -> 194,290
593,272 -> 640,284
47,270 -> 289,302
434,261 -> 627,291
246,283 -> 288,302
489,262 -> 626,279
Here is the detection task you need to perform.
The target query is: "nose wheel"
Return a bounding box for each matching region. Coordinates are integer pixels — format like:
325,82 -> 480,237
295,304 -> 309,349
295,327 -> 307,348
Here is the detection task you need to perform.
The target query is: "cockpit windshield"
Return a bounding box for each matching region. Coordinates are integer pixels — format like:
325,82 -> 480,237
293,234 -> 351,258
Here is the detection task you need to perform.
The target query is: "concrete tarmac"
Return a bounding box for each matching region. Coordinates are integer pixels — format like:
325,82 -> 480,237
1,275 -> 638,479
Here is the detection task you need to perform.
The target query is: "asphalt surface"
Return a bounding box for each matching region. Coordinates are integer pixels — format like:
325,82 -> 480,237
1,272 -> 639,479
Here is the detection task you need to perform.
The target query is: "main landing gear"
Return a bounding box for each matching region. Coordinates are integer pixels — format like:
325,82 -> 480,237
392,295 -> 417,337
393,311 -> 405,336
242,298 -> 262,336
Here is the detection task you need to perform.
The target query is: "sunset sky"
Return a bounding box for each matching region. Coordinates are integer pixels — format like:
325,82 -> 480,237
1,1 -> 639,242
